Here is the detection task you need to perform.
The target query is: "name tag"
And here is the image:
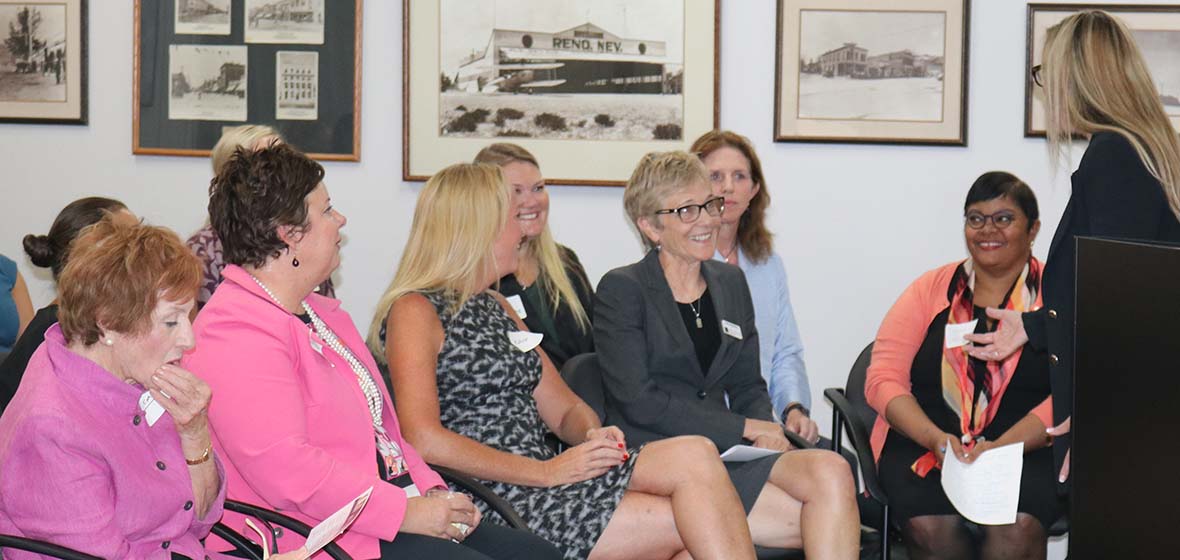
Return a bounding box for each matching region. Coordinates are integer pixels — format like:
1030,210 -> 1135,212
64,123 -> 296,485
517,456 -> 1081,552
721,320 -> 743,340
508,330 -> 543,352
944,319 -> 978,349
138,391 -> 167,427
308,331 -> 327,357
506,294 -> 528,319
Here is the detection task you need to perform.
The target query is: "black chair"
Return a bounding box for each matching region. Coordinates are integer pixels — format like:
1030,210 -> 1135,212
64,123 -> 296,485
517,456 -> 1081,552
0,536 -> 101,560
224,499 -> 353,560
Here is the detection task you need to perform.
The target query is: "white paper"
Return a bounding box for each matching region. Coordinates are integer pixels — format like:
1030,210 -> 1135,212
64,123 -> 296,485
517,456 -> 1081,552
302,487 -> 373,556
720,444 -> 782,463
940,440 -> 1024,525
507,330 -> 543,352
944,319 -> 979,349
138,391 -> 166,427
506,295 -> 528,319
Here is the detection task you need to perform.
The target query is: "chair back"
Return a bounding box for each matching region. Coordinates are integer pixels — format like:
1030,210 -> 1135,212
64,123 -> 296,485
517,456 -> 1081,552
561,353 -> 606,422
845,342 -> 877,436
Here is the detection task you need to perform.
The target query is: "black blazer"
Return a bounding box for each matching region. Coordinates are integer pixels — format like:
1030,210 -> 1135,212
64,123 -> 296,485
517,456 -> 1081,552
1025,131 -> 1180,471
594,250 -> 774,450
499,245 -> 595,371
0,304 -> 58,415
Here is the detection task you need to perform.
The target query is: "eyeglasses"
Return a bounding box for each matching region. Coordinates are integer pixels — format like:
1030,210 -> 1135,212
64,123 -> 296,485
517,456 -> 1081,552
965,211 -> 1018,230
1031,64 -> 1043,88
655,196 -> 725,223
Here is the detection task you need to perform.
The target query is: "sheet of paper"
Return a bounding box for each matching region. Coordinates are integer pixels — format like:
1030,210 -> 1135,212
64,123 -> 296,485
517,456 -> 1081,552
507,330 -> 543,352
302,487 -> 373,556
940,440 -> 1023,525
720,444 -> 782,463
944,319 -> 979,349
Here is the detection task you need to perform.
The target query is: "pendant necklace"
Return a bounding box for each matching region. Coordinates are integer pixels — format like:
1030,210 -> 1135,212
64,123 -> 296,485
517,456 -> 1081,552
689,298 -> 703,329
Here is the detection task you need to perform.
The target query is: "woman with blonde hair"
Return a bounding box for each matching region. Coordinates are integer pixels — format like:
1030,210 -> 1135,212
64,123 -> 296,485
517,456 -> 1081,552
967,10 -> 1180,484
473,143 -> 594,370
370,162 -> 762,560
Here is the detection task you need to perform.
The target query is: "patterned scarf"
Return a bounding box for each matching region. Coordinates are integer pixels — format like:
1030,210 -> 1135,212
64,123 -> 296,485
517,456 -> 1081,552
911,257 -> 1043,477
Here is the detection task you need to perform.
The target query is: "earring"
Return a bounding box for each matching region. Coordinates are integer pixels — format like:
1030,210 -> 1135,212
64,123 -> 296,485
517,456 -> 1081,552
292,256 -> 300,268
103,338 -> 114,347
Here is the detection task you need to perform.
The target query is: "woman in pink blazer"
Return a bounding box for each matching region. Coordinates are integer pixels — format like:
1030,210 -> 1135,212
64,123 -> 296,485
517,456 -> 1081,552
183,144 -> 558,560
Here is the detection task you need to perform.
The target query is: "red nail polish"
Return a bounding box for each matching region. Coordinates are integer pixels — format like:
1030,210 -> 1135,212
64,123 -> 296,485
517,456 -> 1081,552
617,443 -> 624,449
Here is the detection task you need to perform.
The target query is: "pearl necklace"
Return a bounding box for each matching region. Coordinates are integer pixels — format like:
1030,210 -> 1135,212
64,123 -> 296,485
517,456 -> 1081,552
250,275 -> 385,431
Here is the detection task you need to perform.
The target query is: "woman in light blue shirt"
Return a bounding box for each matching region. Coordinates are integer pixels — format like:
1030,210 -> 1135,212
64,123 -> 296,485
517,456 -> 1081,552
691,130 -> 818,443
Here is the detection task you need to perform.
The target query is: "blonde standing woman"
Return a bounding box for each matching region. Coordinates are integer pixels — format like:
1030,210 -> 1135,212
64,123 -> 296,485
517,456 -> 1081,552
966,10 -> 1180,486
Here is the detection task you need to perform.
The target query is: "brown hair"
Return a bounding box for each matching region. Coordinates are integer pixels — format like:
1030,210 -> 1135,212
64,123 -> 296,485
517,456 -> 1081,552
690,130 -> 774,263
208,143 -> 325,268
210,124 -> 281,174
473,142 -> 540,168
23,196 -> 128,281
57,217 -> 201,346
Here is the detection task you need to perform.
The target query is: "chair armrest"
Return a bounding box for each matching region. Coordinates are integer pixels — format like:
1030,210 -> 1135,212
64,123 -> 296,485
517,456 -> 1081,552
211,522 -> 264,560
783,429 -> 814,450
431,464 -> 532,531
223,500 -> 353,560
0,535 -> 103,560
823,388 -> 888,505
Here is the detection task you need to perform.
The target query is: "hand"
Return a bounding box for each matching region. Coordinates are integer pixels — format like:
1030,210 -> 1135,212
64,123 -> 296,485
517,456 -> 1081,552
270,551 -> 308,560
743,418 -> 784,441
931,433 -> 967,466
543,437 -> 627,486
784,408 -> 820,444
963,308 -> 1028,362
586,426 -> 627,449
963,440 -> 997,464
750,432 -> 792,452
148,364 -> 212,441
400,492 -> 479,542
1047,417 -> 1071,482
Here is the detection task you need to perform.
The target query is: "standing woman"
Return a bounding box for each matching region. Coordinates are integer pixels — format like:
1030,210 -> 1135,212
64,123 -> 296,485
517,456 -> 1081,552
967,11 -> 1180,482
473,143 -> 595,371
691,131 -> 818,443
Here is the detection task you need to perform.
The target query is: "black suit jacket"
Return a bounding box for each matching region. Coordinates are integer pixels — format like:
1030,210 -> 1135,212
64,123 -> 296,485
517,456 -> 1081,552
1025,131 -> 1180,472
593,250 -> 774,449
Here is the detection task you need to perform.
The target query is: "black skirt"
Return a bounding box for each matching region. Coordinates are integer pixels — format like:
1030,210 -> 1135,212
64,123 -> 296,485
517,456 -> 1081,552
726,454 -> 779,513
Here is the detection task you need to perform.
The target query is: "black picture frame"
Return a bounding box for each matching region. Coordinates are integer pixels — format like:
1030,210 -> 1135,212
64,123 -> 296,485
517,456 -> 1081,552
0,0 -> 88,125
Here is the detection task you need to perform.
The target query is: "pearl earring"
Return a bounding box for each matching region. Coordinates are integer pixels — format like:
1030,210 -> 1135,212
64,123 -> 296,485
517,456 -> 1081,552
103,338 -> 114,347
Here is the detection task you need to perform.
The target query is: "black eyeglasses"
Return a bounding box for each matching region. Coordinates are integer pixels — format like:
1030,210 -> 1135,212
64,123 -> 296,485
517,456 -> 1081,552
965,211 -> 1018,230
1031,64 -> 1043,88
655,197 -> 725,223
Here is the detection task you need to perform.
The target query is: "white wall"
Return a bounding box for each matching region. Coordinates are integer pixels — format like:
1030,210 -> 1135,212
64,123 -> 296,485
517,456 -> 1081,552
11,1 -> 1166,554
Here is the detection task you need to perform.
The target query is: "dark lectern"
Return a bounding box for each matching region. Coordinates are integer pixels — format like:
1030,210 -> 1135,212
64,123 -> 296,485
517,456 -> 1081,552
1071,237 -> 1180,558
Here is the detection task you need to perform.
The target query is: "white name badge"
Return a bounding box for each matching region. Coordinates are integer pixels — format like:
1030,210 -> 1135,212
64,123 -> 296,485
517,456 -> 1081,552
944,319 -> 979,349
508,330 -> 543,352
506,294 -> 528,319
138,391 -> 167,427
721,320 -> 743,340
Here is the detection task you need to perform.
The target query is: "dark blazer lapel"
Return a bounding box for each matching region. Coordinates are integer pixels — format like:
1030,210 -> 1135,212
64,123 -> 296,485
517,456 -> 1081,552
640,250 -> 704,377
1046,194 -> 1075,265
701,261 -> 741,386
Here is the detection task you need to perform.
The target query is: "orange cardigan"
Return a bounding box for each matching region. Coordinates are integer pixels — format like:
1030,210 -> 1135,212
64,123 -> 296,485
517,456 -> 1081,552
864,261 -> 1053,462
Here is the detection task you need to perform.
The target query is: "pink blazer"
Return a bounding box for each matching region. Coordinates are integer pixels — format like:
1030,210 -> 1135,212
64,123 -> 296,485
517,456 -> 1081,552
184,265 -> 446,559
0,325 -> 229,559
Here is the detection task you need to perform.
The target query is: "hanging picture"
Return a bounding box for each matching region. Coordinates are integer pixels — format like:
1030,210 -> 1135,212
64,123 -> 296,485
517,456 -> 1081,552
0,0 -> 87,124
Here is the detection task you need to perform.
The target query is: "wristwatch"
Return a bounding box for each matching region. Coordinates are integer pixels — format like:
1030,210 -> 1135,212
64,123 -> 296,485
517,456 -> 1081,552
783,403 -> 810,419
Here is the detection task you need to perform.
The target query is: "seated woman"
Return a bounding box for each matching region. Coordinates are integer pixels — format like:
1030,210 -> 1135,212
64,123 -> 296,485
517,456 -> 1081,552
594,151 -> 859,558
0,196 -> 131,414
473,143 -> 594,370
865,172 -> 1058,560
183,144 -> 557,560
371,162 -> 759,560
0,217 -> 300,560
0,253 -> 33,355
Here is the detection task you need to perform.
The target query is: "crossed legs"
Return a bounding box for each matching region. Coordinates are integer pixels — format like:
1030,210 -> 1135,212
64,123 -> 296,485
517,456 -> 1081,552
746,449 -> 861,559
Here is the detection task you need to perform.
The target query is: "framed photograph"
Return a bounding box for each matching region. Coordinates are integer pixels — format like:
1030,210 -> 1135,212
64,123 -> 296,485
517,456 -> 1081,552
0,0 -> 86,124
134,0 -> 360,161
403,0 -> 720,186
774,0 -> 969,145
1026,4 -> 1180,137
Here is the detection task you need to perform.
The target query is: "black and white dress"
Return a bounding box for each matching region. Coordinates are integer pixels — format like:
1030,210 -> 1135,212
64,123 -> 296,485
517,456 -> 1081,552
424,291 -> 637,560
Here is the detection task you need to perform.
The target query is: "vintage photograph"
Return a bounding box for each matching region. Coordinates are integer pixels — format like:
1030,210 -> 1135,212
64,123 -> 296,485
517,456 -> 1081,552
798,10 -> 946,122
0,3 -> 68,102
245,0 -> 324,45
1133,30 -> 1180,118
438,0 -> 686,141
275,50 -> 317,120
168,44 -> 247,121
175,0 -> 230,36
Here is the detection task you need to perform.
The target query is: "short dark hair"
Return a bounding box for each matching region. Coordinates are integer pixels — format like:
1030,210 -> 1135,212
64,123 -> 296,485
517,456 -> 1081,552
208,143 -> 325,268
24,196 -> 128,280
964,171 -> 1039,229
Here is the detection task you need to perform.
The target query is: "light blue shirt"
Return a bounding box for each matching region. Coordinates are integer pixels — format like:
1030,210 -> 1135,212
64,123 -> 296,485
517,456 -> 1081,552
715,249 -> 810,417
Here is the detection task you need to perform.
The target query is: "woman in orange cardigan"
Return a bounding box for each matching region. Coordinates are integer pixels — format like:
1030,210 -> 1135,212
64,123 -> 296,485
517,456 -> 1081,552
865,172 -> 1058,560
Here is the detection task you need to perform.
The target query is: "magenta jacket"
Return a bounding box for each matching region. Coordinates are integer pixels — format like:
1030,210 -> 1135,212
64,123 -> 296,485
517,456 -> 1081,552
0,324 -> 229,559
184,265 -> 446,559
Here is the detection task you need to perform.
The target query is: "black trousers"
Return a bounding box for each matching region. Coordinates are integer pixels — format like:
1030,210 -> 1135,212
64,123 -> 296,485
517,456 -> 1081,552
379,523 -> 562,560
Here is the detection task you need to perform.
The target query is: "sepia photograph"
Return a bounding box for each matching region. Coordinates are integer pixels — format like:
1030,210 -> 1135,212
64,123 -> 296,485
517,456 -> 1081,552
245,0 -> 324,45
798,10 -> 946,122
175,0 -> 230,36
438,0 -> 686,142
275,50 -> 317,120
168,44 -> 247,121
0,3 -> 68,102
1133,29 -> 1180,118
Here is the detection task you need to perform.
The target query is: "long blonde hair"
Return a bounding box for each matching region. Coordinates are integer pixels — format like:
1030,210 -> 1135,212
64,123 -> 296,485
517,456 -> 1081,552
1043,10 -> 1180,220
473,143 -> 590,331
366,163 -> 512,360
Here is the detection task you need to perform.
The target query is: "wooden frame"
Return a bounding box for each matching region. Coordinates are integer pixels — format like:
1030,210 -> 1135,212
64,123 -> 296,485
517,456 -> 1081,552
1025,3 -> 1180,137
133,0 -> 362,161
774,0 -> 969,146
403,0 -> 720,186
0,0 -> 87,124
